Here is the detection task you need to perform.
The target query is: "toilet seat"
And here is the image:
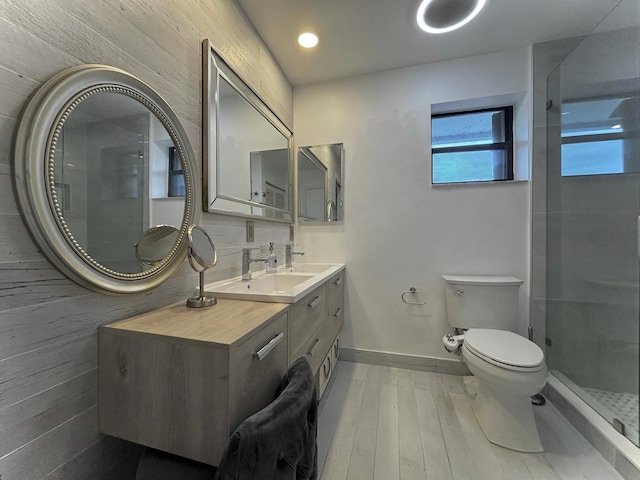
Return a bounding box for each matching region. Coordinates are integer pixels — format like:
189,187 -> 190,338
464,329 -> 544,372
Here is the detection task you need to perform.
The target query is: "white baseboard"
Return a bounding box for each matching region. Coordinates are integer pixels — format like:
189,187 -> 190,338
338,347 -> 471,376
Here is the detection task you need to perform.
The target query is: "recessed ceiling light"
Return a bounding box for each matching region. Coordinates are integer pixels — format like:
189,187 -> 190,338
297,31 -> 319,49
612,124 -> 622,129
417,0 -> 487,34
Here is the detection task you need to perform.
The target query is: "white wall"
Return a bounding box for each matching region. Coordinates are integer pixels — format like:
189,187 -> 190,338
295,47 -> 532,360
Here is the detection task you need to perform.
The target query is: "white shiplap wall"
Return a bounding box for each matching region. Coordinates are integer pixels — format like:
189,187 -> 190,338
0,1 -> 292,478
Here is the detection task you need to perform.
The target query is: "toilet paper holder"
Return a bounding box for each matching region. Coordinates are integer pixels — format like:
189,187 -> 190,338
401,287 -> 426,305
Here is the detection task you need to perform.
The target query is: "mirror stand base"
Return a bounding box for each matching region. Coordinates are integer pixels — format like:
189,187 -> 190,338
187,267 -> 217,308
186,294 -> 217,308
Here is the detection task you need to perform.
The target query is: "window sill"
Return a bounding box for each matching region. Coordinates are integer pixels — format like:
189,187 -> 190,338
431,179 -> 529,187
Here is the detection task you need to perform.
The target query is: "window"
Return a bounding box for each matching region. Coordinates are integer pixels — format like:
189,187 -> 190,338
167,147 -> 185,197
560,97 -> 630,177
431,106 -> 513,184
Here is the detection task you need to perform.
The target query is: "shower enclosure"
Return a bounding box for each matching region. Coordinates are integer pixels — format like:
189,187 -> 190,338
545,0 -> 640,446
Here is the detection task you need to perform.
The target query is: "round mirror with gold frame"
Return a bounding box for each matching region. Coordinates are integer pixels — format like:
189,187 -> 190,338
13,65 -> 198,294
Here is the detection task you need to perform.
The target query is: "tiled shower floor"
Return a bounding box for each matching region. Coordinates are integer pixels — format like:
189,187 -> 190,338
584,387 -> 639,445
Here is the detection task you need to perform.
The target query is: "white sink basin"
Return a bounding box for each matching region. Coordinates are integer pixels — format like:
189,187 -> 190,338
280,263 -> 335,274
206,263 -> 344,303
240,273 -> 314,292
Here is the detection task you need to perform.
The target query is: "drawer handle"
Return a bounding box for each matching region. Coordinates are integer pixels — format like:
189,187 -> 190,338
307,296 -> 321,309
332,308 -> 342,318
333,277 -> 343,286
323,357 -> 331,379
307,338 -> 321,357
253,332 -> 285,361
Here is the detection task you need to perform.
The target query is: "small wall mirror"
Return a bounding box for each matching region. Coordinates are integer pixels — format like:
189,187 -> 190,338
186,225 -> 217,308
298,143 -> 344,222
13,65 -> 198,294
203,39 -> 293,222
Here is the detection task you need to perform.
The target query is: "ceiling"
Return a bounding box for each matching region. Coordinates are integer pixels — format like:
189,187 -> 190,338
237,0 -> 624,86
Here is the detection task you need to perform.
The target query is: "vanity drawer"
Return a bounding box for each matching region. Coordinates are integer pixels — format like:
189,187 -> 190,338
332,336 -> 340,364
318,335 -> 340,399
231,312 -> 288,429
326,298 -> 343,344
326,271 -> 345,315
318,352 -> 333,398
290,285 -> 326,356
294,314 -> 334,374
99,298 -> 290,467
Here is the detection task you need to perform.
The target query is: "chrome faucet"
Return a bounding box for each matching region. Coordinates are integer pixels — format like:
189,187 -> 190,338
285,244 -> 305,267
242,248 -> 266,280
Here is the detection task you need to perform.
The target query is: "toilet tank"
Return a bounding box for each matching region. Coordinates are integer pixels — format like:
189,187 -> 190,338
442,275 -> 523,331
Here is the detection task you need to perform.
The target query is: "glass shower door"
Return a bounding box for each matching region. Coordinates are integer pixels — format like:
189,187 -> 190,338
545,0 -> 640,446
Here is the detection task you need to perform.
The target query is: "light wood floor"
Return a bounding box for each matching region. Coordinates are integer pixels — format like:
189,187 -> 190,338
317,361 -> 624,480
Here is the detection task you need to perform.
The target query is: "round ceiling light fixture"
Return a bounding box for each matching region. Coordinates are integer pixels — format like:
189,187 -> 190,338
297,31 -> 319,49
417,0 -> 487,34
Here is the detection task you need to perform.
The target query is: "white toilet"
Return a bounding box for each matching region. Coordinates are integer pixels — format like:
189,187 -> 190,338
441,275 -> 548,453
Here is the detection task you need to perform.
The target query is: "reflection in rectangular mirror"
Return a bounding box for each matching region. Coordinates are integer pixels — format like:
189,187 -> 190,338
203,39 -> 293,222
297,143 -> 344,222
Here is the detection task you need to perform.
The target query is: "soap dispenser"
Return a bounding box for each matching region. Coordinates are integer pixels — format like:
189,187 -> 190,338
266,242 -> 278,273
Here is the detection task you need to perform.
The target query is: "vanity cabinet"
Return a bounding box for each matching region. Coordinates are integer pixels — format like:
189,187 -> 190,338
98,266 -> 345,465
99,300 -> 289,466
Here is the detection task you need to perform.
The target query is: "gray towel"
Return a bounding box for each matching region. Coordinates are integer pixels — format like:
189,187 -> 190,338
214,357 -> 318,480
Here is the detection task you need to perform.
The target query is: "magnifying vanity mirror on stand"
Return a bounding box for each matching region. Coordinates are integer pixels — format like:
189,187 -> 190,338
13,64 -> 198,294
135,225 -> 181,267
186,225 -> 218,308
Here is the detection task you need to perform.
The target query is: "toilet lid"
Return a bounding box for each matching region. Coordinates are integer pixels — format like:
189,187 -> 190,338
464,329 -> 544,369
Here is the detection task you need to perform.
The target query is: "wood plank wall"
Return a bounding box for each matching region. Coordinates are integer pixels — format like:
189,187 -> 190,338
0,1 -> 293,478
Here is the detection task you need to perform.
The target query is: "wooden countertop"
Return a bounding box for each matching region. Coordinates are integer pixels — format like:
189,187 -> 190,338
100,298 -> 289,348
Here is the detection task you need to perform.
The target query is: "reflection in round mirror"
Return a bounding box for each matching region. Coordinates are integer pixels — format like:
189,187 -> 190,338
186,225 -> 217,308
14,65 -> 198,294
135,225 -> 180,267
50,90 -> 188,275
